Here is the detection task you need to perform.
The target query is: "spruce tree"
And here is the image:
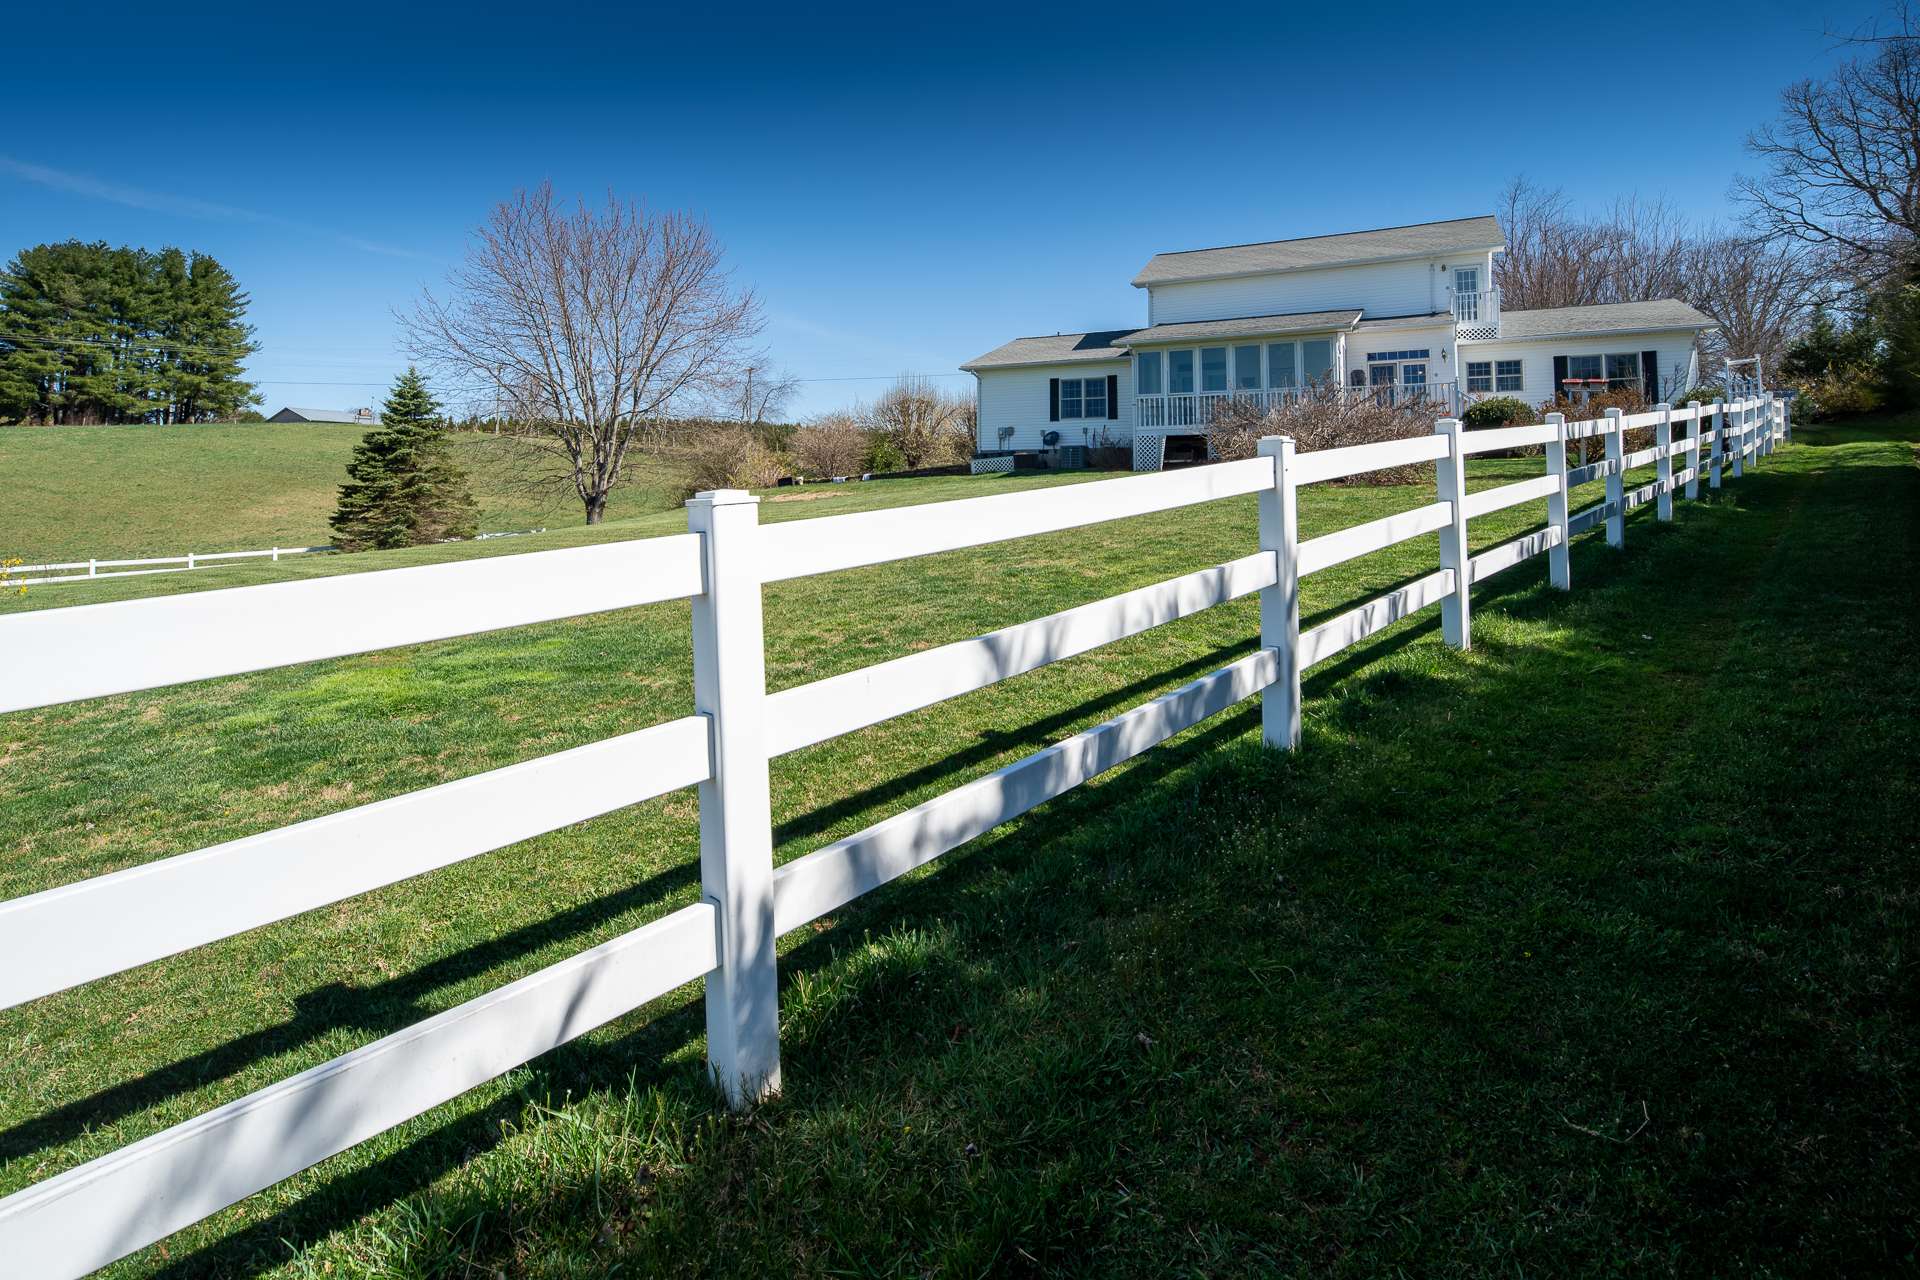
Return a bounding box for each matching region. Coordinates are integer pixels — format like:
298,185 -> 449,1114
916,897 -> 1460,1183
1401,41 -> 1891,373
329,369 -> 478,551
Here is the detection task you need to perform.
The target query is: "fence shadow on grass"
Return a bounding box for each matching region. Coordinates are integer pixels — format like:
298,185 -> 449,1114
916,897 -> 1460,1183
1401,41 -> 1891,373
71,449 -> 1876,1277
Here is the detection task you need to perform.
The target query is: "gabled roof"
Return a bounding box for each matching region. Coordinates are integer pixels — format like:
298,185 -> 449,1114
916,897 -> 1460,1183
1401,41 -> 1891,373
1118,309 -> 1363,346
1132,215 -> 1504,287
271,406 -> 380,423
961,329 -> 1135,370
1490,299 -> 1718,341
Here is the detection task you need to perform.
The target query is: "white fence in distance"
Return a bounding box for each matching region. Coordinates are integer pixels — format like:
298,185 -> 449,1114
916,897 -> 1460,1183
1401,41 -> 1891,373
0,390 -> 1790,1277
8,529 -> 550,587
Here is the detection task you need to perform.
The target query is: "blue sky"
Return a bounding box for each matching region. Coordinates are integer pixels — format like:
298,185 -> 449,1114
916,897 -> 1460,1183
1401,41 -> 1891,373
0,0 -> 1883,417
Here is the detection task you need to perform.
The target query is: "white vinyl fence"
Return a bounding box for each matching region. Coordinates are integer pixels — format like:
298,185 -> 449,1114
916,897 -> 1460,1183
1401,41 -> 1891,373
9,544 -> 331,587
0,391 -> 1789,1277
9,529 -> 552,588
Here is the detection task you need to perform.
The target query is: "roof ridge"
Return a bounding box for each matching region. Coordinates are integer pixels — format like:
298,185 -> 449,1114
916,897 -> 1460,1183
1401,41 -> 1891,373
1145,214 -> 1497,261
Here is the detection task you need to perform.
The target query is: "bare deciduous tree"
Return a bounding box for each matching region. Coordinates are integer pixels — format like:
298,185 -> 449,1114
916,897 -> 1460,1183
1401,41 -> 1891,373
1735,8 -> 1920,284
404,183 -> 763,523
720,362 -> 801,427
1494,179 -> 1692,309
1677,236 -> 1822,375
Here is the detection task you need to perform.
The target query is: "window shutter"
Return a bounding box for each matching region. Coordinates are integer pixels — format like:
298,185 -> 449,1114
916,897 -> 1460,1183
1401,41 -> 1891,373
1552,355 -> 1569,397
1641,350 -> 1659,401
1049,378 -> 1060,422
1106,373 -> 1119,420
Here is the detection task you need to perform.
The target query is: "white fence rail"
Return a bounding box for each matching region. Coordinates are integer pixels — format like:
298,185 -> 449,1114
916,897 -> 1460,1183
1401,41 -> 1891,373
0,388 -> 1790,1277
8,530 -> 549,587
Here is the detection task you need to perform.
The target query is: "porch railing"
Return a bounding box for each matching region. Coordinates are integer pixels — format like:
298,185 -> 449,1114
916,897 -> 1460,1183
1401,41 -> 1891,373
1137,381 -> 1461,430
1453,288 -> 1500,339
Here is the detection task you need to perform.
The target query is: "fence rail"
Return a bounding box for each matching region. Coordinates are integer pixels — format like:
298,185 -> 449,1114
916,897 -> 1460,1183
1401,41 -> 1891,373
0,385 -> 1790,1278
7,530 -> 549,587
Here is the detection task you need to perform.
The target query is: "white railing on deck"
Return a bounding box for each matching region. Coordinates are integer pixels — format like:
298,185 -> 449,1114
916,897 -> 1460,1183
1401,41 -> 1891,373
1452,287 -> 1501,337
0,384 -> 1791,1278
1137,381 -> 1461,430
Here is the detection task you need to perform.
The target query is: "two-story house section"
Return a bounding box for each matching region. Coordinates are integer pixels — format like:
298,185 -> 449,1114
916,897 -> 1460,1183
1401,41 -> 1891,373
961,215 -> 1718,471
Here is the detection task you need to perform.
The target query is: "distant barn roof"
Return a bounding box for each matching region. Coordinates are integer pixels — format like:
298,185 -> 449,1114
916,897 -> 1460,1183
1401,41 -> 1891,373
1493,299 -> 1718,340
269,406 -> 380,424
1132,215 -> 1505,287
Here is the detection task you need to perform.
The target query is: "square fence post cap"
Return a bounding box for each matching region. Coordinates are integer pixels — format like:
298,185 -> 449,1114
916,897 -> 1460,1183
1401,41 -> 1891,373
1256,434 -> 1295,453
686,489 -> 761,508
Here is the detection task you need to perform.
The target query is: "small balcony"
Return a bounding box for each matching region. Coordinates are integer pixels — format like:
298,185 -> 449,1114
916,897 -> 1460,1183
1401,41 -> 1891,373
1453,287 -> 1501,340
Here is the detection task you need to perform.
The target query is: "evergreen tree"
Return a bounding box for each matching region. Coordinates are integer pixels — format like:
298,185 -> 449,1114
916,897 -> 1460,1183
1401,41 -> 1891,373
0,240 -> 259,424
329,369 -> 478,551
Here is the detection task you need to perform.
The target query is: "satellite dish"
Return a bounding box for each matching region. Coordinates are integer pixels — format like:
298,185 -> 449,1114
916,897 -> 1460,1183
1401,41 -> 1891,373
1042,430 -> 1061,447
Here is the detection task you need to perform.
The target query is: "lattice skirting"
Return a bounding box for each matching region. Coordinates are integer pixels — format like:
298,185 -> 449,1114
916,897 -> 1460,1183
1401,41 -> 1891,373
1131,435 -> 1165,472
970,455 -> 1015,475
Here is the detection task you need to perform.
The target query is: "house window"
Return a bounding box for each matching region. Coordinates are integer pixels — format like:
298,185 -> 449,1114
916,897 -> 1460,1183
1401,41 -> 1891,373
1136,351 -> 1162,396
1495,359 -> 1523,392
1200,346 -> 1227,392
1169,349 -> 1194,394
1454,267 -> 1479,296
1401,363 -> 1427,386
1466,360 -> 1493,393
1056,376 -> 1108,419
1605,353 -> 1641,388
1365,348 -> 1430,362
1565,354 -> 1603,386
1302,339 -> 1333,384
1234,345 -> 1261,390
1267,341 -> 1297,387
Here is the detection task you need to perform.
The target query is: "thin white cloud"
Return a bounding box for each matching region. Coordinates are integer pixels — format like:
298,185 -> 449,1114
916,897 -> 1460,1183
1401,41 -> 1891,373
0,155 -> 438,262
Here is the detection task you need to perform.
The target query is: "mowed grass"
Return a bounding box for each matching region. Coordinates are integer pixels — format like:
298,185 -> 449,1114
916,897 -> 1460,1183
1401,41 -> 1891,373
0,422 -> 697,562
0,420 -> 1914,1276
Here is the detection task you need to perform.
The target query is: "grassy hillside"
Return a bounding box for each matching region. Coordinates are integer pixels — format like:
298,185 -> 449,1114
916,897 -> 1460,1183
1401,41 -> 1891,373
0,423 -> 692,563
0,423 -> 1914,1276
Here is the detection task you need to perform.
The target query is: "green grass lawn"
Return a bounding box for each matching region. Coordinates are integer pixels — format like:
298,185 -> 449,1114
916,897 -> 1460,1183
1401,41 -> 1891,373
0,422 -> 696,563
0,419 -> 1914,1277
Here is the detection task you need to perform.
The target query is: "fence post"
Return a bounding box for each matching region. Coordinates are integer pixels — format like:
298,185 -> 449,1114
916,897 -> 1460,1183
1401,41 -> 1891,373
88,558 -> 97,578
1434,417 -> 1471,648
686,488 -> 781,1108
1257,436 -> 1301,750
187,552 -> 196,571
1603,407 -> 1625,549
1655,403 -> 1674,522
1783,395 -> 1793,444
1685,401 -> 1702,501
1545,411 -> 1571,591
1709,397 -> 1725,490
272,547 -> 280,562
1733,399 -> 1747,479
1766,391 -> 1779,456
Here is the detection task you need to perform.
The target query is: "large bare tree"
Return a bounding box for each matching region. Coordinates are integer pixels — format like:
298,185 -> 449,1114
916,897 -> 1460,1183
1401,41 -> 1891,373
405,184 -> 762,523
1735,9 -> 1920,284
720,362 -> 801,427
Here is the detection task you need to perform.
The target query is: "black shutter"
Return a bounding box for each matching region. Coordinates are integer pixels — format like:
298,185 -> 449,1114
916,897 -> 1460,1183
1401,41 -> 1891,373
1641,350 -> 1660,401
1552,355 -> 1569,398
1106,373 -> 1119,420
1049,378 -> 1060,422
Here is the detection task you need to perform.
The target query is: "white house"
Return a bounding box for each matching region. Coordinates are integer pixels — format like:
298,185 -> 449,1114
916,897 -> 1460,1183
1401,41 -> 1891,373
961,215 -> 1717,470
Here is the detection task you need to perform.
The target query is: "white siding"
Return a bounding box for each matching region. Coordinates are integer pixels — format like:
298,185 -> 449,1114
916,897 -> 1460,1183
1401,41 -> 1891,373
974,361 -> 1134,452
1344,320 -> 1458,386
1459,329 -> 1706,407
1144,251 -> 1493,325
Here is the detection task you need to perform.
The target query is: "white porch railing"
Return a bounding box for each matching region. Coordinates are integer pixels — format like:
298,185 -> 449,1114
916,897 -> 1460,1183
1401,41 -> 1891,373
1136,382 -> 1462,430
1453,288 -> 1501,339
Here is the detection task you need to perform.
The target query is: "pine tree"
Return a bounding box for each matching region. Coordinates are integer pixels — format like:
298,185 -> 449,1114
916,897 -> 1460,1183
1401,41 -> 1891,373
329,369 -> 478,551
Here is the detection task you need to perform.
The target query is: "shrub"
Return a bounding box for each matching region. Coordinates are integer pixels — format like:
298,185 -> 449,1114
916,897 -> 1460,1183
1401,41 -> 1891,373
865,435 -> 908,474
1462,396 -> 1534,428
1542,386 -> 1653,464
677,430 -> 790,500
1207,391 -> 1437,485
790,414 -> 871,479
1791,368 -> 1881,420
